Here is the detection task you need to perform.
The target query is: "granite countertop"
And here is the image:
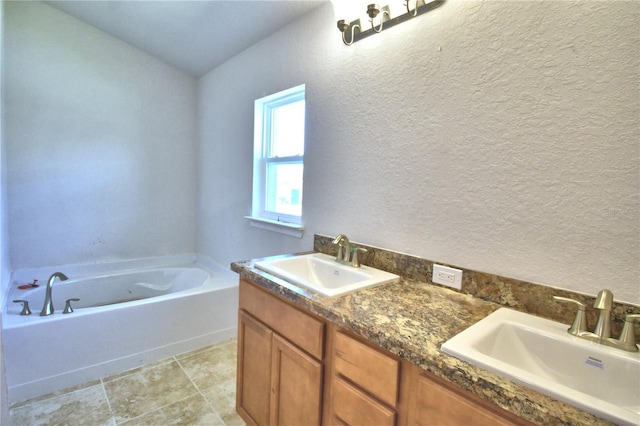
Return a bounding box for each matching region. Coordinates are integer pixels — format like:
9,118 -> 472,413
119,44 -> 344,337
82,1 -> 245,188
231,254 -> 613,426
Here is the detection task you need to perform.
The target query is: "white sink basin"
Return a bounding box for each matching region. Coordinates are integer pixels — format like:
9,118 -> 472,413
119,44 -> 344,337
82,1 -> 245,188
254,253 -> 400,297
441,308 -> 640,425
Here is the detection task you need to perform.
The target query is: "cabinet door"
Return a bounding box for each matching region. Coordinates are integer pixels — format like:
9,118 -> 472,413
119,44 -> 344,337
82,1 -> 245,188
407,368 -> 525,426
237,311 -> 273,426
271,334 -> 323,426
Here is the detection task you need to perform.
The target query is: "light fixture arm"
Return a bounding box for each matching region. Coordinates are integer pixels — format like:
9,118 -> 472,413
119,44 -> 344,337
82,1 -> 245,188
367,4 -> 391,33
405,0 -> 423,16
337,19 -> 361,46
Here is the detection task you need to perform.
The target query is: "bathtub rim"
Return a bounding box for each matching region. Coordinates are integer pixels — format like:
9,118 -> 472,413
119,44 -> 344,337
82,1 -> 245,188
3,254 -> 238,329
9,253 -> 236,284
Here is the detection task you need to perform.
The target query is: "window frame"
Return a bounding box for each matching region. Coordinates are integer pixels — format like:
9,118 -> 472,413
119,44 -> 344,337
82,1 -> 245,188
247,84 -> 305,237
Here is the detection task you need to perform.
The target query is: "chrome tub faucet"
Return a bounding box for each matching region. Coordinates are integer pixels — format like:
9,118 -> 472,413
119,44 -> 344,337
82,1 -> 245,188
40,272 -> 69,316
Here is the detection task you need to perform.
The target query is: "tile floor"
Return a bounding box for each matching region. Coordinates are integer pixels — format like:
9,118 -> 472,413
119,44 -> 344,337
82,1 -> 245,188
9,339 -> 245,426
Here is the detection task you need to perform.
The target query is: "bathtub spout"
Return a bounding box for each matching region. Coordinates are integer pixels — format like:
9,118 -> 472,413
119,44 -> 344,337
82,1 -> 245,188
40,272 -> 69,316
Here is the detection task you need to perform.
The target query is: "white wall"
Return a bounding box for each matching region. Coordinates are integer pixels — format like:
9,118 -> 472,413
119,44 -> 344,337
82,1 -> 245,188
2,1 -> 638,306
198,1 -> 639,304
1,1 -> 10,421
4,2 -> 198,271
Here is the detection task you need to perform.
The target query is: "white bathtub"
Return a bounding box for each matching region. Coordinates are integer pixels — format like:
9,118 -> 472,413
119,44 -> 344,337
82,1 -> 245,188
2,255 -> 239,404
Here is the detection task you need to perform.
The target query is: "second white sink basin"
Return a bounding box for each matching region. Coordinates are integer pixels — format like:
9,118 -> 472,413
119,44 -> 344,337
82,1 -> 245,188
441,308 -> 640,426
254,253 -> 400,297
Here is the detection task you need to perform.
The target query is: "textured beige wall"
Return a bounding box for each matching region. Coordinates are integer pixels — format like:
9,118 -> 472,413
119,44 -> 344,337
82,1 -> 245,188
199,1 -> 639,304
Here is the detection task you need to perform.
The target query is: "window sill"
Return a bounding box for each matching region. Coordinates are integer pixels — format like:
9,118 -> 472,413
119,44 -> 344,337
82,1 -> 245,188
245,216 -> 304,238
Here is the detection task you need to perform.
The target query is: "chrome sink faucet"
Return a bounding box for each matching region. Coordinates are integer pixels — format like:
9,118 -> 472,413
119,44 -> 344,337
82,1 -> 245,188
332,234 -> 351,263
331,234 -> 367,268
40,272 -> 69,316
554,289 -> 640,352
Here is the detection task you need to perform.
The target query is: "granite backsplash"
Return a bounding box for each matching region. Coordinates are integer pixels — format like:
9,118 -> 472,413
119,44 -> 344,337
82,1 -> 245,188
313,234 -> 640,340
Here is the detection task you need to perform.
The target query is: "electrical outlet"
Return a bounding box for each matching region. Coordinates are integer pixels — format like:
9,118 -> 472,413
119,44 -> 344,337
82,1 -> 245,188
432,264 -> 463,290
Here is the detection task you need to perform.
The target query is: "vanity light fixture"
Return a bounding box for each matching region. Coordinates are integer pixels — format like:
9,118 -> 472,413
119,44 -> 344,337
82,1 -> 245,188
367,4 -> 391,33
334,0 -> 445,46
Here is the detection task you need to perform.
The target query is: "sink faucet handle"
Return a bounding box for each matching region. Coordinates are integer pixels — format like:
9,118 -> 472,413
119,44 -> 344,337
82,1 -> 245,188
13,300 -> 32,316
618,314 -> 640,352
351,247 -> 368,268
553,296 -> 588,335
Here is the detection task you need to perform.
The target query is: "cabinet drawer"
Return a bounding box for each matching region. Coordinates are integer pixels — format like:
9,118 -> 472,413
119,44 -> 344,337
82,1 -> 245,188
240,279 -> 324,359
332,377 -> 395,426
333,330 -> 399,407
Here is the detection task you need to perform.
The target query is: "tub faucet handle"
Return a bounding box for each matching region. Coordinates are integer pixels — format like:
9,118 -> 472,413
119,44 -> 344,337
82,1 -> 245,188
13,300 -> 32,316
63,298 -> 80,314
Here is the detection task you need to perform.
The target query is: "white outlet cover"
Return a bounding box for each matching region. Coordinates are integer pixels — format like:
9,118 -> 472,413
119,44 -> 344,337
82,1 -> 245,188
432,264 -> 463,290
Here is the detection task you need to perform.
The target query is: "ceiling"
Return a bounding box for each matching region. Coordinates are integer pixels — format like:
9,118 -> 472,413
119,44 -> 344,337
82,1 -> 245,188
45,0 -> 328,77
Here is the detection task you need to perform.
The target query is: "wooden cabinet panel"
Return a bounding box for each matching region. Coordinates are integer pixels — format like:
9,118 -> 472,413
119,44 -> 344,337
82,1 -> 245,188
237,311 -> 273,426
404,364 -> 530,426
270,334 -> 323,426
240,279 -> 324,359
333,331 -> 399,407
331,377 -> 396,426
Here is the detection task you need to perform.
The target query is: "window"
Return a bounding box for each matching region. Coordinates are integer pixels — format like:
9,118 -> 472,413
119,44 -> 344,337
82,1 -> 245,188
247,84 -> 305,237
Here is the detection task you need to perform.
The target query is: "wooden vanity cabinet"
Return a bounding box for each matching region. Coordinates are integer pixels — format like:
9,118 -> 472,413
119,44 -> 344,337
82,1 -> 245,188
237,279 -> 324,426
236,278 -> 531,426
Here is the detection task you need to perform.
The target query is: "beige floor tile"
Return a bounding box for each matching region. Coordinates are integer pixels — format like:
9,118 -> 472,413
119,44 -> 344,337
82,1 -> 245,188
102,357 -> 174,383
119,393 -> 224,426
9,384 -> 114,426
104,360 -> 198,423
201,378 -> 245,426
211,338 -> 237,350
9,380 -> 102,410
175,345 -> 217,361
175,339 -> 235,361
178,342 -> 237,391
8,340 -> 244,426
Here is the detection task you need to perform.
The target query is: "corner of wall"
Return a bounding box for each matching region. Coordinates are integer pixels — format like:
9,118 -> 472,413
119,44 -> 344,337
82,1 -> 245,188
1,0 -> 13,422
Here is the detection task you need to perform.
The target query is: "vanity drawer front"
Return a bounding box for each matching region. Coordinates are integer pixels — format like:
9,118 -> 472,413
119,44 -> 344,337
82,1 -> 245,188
333,330 -> 399,407
331,377 -> 395,426
239,279 -> 324,359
